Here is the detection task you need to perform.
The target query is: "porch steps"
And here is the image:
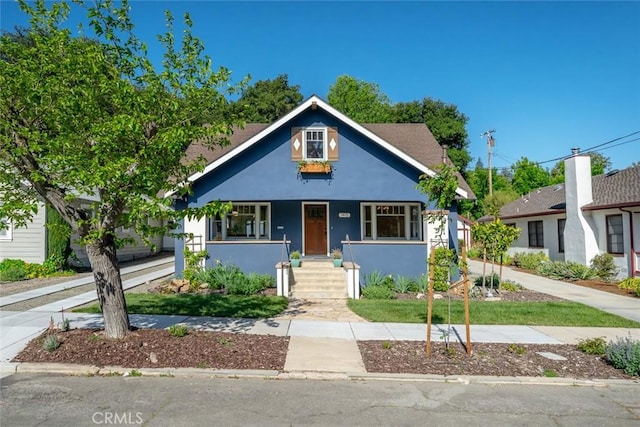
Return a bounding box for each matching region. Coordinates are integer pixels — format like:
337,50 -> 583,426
291,259 -> 347,299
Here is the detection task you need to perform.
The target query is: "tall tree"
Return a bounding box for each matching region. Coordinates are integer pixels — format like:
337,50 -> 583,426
392,98 -> 471,172
549,152 -> 612,184
460,159 -> 514,219
511,157 -> 550,195
1,0 -> 243,338
327,75 -> 392,123
233,74 -> 302,122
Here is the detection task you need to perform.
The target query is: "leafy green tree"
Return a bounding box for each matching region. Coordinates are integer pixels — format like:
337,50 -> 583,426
0,0 -> 242,338
393,98 -> 471,171
460,159 -> 514,219
549,152 -> 612,184
233,74 -> 302,122
327,75 -> 392,123
483,190 -> 518,218
471,219 -> 520,291
511,157 -> 550,195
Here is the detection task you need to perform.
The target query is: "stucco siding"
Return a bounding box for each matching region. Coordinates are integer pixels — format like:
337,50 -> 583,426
346,242 -> 427,278
505,215 -> 562,261
0,202 -> 47,264
189,111 -> 428,206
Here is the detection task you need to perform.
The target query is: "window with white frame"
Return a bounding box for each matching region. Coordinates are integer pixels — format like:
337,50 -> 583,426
361,203 -> 421,240
304,128 -> 326,160
0,218 -> 12,240
207,203 -> 270,241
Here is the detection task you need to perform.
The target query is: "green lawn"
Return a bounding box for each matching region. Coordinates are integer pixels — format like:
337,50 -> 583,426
347,299 -> 640,327
74,293 -> 288,319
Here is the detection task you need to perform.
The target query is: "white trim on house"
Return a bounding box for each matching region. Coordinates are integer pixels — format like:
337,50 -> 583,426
171,95 -> 468,199
360,202 -> 422,241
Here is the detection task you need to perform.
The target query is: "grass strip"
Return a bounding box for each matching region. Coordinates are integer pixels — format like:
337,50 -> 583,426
347,299 -> 640,327
74,293 -> 288,319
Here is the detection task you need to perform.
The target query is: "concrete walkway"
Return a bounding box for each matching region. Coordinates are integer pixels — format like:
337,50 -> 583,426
1,257 -> 640,377
467,259 -> 640,322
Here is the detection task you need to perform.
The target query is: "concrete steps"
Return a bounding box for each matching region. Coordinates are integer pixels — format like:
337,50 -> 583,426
291,259 -> 347,299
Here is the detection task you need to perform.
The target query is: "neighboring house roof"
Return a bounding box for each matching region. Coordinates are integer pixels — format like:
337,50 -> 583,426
178,95 -> 474,199
486,165 -> 640,221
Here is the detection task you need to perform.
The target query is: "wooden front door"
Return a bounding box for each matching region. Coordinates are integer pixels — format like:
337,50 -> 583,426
304,204 -> 327,255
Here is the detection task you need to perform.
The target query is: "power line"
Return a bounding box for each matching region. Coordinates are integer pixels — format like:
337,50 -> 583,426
536,130 -> 640,166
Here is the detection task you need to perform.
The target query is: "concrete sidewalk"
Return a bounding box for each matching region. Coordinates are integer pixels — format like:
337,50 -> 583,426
467,259 -> 640,322
2,257 -> 640,377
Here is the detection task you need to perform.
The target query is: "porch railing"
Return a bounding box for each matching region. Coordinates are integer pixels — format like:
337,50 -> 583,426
276,235 -> 291,297
344,234 -> 360,299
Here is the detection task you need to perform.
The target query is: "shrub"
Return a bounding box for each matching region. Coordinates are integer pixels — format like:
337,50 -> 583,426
605,336 -> 640,376
536,261 -> 595,281
566,262 -> 597,280
576,337 -> 606,355
432,247 -> 455,292
501,280 -> 522,292
43,334 -> 60,352
394,275 -> 412,293
362,270 -> 386,287
362,284 -> 395,299
168,324 -> 188,337
182,248 -> 208,284
474,273 -> 500,289
0,259 -> 28,282
618,277 -> 640,291
513,252 -> 548,270
225,273 -> 273,295
207,263 -> 244,289
590,253 -> 618,282
466,247 -> 482,259
415,274 -> 429,293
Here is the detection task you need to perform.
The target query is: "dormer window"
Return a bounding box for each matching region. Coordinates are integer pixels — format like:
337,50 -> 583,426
291,126 -> 339,162
305,128 -> 326,160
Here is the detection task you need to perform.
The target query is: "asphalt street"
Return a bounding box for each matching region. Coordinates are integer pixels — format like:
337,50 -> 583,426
1,373 -> 639,426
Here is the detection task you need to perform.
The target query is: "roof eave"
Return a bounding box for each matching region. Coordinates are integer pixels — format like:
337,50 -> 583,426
174,95 -> 469,199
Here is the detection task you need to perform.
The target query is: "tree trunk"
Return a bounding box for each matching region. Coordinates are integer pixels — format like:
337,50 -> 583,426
85,239 -> 130,339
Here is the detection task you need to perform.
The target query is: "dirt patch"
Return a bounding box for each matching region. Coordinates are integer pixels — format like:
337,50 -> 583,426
572,280 -> 637,298
14,329 -> 635,379
14,328 -> 289,371
358,341 -> 635,379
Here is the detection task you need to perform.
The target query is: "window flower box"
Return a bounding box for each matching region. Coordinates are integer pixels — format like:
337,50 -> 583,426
298,161 -> 331,174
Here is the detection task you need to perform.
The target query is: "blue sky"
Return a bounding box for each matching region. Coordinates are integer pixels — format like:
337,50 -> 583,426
2,1 -> 639,171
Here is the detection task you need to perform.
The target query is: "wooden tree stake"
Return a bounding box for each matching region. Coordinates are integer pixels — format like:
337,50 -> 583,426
462,244 -> 472,356
426,247 -> 435,356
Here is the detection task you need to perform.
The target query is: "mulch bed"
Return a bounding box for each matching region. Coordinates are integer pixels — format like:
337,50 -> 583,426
14,328 -> 289,371
358,341 -> 635,379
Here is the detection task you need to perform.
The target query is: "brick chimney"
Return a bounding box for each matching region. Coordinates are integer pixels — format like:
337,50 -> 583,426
563,150 -> 599,265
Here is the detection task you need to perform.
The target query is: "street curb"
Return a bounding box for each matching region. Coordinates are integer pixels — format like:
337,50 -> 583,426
5,362 -> 639,387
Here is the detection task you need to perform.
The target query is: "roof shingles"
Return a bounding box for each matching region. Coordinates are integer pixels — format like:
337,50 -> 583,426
184,121 -> 475,199
495,165 -> 640,220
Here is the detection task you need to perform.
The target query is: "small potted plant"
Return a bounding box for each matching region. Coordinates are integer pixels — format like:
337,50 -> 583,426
331,247 -> 343,267
290,250 -> 301,267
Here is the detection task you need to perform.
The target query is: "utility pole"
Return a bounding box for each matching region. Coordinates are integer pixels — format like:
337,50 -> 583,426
481,130 -> 496,195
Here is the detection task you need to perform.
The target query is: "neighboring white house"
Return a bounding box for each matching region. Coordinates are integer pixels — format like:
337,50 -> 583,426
457,215 -> 474,248
483,153 -> 640,278
0,200 -> 170,267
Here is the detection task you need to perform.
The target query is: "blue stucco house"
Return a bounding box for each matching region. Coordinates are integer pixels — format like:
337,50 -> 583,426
173,95 -> 474,287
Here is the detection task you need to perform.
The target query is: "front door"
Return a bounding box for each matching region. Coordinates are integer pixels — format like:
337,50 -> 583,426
304,204 -> 327,255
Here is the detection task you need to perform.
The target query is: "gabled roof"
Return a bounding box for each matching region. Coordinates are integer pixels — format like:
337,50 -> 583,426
180,95 -> 473,199
490,165 -> 640,220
